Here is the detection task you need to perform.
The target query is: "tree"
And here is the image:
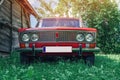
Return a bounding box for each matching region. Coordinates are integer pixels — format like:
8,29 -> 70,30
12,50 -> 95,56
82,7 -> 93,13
56,0 -> 120,53
35,0 -> 57,18
37,0 -> 120,53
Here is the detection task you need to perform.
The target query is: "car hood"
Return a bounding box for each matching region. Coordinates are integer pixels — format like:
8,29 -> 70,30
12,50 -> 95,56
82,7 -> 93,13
19,27 -> 97,32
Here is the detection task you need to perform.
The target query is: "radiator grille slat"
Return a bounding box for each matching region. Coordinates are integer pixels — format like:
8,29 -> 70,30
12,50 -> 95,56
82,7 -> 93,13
58,31 -> 77,41
39,31 -> 77,42
39,31 -> 56,42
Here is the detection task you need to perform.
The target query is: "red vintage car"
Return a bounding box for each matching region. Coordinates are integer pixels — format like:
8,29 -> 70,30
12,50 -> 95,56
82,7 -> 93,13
17,17 -> 100,65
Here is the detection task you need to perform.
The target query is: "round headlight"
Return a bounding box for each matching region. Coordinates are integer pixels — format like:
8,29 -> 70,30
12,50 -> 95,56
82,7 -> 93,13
76,34 -> 84,41
22,34 -> 29,42
85,33 -> 94,42
31,34 -> 39,41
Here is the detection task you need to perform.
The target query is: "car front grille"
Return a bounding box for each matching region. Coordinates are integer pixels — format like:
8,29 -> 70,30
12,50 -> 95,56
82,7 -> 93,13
38,30 -> 78,42
39,31 -> 56,42
58,31 -> 77,42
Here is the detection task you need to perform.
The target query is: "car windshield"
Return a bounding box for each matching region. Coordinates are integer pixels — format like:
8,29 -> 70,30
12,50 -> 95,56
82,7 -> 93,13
38,18 -> 80,27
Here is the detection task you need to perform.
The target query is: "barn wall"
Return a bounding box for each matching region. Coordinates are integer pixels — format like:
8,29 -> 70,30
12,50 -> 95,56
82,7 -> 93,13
0,0 -> 12,53
23,10 -> 30,28
0,0 -> 11,24
0,23 -> 12,53
0,0 -> 30,53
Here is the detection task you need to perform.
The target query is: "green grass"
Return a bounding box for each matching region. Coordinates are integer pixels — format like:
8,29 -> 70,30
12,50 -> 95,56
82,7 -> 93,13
0,52 -> 120,80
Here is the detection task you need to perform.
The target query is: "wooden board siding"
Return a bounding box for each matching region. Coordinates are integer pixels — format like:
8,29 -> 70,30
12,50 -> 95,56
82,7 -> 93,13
12,0 -> 22,50
0,0 -> 12,53
12,1 -> 31,50
0,23 -> 12,53
0,0 -> 31,53
0,0 -> 11,24
22,10 -> 29,28
12,0 -> 22,29
12,29 -> 19,50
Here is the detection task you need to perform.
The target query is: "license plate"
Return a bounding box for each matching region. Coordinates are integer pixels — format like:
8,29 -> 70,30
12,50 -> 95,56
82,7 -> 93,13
43,46 -> 72,53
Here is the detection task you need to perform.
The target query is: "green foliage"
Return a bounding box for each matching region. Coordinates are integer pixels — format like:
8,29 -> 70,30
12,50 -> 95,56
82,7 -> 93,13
78,0 -> 120,53
38,0 -> 120,53
0,53 -> 120,80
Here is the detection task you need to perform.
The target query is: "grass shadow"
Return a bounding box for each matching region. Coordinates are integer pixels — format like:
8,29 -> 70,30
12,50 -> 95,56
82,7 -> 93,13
95,54 -> 120,68
34,56 -> 85,65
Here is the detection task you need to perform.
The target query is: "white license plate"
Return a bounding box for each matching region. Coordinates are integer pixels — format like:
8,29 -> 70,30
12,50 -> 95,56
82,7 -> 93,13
43,46 -> 72,53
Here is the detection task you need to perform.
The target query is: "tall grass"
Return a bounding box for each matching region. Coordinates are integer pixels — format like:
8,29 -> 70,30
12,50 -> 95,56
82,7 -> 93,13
0,52 -> 120,80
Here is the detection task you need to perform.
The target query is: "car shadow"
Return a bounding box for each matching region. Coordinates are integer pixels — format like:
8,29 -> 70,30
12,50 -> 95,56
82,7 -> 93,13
20,53 -> 120,68
33,56 -> 84,64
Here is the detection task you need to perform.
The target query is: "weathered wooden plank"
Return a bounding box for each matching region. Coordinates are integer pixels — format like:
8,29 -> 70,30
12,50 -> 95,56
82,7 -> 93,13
0,8 -> 11,18
0,34 -> 11,52
12,30 -> 19,49
0,45 -> 10,52
0,1 -> 9,53
12,0 -> 22,28
0,22 -> 11,52
0,26 -> 10,36
0,37 -> 11,52
0,11 -> 11,23
2,0 -> 11,7
12,17 -> 21,28
1,2 -> 11,12
0,39 -> 10,47
0,31 -> 11,40
0,32 -> 10,40
0,0 -> 11,24
0,29 -> 10,37
22,11 -> 28,28
0,25 -> 11,48
1,6 -> 11,15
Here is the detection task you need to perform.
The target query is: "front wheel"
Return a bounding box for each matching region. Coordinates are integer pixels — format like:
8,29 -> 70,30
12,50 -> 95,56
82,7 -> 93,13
83,53 -> 95,67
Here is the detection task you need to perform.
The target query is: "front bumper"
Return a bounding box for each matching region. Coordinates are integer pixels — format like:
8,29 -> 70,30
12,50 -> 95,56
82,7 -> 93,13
16,47 -> 100,53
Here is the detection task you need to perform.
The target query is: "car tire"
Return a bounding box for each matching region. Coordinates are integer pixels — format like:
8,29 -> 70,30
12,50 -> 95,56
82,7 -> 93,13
83,53 -> 95,67
20,52 -> 29,64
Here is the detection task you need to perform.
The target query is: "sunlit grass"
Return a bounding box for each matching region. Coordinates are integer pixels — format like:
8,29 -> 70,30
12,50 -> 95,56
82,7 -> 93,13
0,52 -> 120,80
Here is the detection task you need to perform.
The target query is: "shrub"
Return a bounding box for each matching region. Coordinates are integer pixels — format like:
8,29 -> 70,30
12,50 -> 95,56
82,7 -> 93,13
79,0 -> 120,53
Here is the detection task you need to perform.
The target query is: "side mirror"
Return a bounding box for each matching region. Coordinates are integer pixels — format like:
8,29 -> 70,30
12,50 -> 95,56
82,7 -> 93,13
82,21 -> 88,28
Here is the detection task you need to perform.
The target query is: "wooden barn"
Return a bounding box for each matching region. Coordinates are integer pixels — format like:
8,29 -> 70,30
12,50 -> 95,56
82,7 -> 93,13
0,0 -> 39,55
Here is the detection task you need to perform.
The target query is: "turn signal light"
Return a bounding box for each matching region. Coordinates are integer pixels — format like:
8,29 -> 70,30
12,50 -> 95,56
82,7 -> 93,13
20,43 -> 26,48
89,43 -> 96,48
